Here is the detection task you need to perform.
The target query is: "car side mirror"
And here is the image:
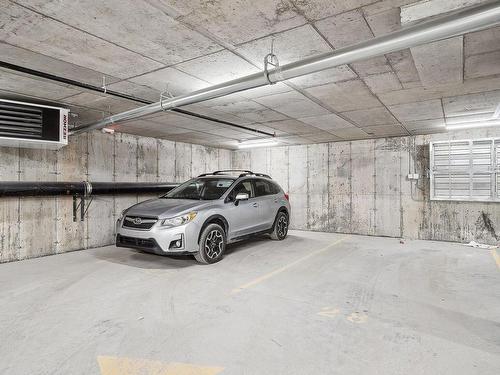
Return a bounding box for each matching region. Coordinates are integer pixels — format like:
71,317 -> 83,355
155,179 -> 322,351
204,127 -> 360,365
234,192 -> 249,205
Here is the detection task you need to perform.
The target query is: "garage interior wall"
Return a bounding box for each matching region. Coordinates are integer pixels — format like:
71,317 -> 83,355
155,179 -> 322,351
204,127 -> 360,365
1,126 -> 499,263
233,127 -> 500,245
0,131 -> 231,263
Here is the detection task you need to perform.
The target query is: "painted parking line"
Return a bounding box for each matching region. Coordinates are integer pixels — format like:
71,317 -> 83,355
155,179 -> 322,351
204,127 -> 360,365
491,249 -> 500,270
97,356 -> 224,375
231,236 -> 350,294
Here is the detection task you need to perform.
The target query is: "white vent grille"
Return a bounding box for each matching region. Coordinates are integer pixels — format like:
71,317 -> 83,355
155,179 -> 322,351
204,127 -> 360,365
0,99 -> 69,150
0,102 -> 43,139
496,140 -> 500,198
430,138 -> 499,202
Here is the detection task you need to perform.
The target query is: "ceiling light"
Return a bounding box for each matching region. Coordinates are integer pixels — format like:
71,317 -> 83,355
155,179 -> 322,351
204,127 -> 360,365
238,138 -> 279,149
446,119 -> 500,130
446,109 -> 494,118
445,113 -> 494,125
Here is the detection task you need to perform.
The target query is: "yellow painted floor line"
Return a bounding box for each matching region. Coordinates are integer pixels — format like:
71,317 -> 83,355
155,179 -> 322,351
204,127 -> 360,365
231,235 -> 350,294
491,249 -> 500,270
97,356 -> 224,375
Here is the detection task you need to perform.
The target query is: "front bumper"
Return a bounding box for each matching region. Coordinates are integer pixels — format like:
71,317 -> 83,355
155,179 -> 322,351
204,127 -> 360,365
115,218 -> 201,254
116,234 -> 163,254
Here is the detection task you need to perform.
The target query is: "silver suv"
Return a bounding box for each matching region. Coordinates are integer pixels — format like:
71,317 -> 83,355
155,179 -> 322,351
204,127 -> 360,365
116,170 -> 291,263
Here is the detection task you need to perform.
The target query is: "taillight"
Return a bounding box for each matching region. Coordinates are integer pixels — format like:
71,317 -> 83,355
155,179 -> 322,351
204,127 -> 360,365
284,193 -> 289,201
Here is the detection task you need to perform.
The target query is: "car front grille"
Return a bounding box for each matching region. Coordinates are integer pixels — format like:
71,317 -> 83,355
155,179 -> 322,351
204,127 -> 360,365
123,216 -> 157,230
117,235 -> 156,249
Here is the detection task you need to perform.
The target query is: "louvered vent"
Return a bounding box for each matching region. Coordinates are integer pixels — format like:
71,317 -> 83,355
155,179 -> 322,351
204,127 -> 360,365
0,101 -> 43,139
0,99 -> 69,150
430,138 -> 499,202
496,140 -> 500,198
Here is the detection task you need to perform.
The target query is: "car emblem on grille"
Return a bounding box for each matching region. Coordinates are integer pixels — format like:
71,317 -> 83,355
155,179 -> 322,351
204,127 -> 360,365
133,217 -> 143,225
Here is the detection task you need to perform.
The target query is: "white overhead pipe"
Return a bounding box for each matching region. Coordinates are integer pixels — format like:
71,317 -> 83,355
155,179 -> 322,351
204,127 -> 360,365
72,1 -> 500,135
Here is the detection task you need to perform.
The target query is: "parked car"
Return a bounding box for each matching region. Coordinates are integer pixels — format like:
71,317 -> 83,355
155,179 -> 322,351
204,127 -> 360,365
116,170 -> 291,263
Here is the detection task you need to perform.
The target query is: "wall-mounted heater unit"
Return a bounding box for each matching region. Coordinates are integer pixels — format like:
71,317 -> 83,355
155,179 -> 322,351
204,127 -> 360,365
0,99 -> 69,149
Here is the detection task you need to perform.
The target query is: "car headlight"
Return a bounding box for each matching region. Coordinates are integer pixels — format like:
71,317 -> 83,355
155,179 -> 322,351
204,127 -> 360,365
160,211 -> 197,228
118,210 -> 125,221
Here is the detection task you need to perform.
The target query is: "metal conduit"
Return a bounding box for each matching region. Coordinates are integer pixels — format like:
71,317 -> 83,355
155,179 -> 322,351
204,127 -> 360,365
71,1 -> 500,135
0,60 -> 275,137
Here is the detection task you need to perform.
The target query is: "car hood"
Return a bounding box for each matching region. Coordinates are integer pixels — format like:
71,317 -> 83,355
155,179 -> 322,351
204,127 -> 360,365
124,198 -> 210,218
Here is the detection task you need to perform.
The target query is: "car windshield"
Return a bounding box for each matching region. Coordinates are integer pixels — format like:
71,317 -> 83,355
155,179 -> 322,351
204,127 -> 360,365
162,178 -> 235,200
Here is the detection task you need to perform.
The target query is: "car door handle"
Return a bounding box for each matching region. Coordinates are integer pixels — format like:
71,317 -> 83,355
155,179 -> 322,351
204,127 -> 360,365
252,202 -> 258,207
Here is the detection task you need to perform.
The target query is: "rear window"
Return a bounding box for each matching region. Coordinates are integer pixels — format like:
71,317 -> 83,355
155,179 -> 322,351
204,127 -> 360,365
270,182 -> 281,194
254,179 -> 279,197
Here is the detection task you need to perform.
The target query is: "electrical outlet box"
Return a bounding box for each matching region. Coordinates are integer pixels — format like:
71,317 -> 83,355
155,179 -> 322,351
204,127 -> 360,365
407,173 -> 419,180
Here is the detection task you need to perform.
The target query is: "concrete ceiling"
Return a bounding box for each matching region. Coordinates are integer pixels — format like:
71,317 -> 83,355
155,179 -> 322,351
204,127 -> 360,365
0,0 -> 499,149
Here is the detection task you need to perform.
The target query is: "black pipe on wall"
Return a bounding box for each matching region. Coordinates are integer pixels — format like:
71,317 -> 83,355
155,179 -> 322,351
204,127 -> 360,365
90,182 -> 178,195
0,181 -> 178,197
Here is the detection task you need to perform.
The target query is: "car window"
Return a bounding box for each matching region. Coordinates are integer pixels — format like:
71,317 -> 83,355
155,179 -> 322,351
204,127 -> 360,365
164,178 -> 234,200
203,179 -> 235,200
270,182 -> 281,194
228,180 -> 254,201
254,179 -> 275,197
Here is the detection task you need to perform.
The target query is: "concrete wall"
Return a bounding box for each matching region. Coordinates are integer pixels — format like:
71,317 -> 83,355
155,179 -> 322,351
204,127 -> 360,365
2,127 -> 499,264
0,131 -> 231,263
232,128 -> 500,245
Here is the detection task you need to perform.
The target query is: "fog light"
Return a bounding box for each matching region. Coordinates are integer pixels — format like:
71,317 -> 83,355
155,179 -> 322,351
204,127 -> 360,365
169,235 -> 183,249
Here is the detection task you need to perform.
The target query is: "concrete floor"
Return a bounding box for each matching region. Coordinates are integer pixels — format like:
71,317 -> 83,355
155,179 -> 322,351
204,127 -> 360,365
0,231 -> 499,375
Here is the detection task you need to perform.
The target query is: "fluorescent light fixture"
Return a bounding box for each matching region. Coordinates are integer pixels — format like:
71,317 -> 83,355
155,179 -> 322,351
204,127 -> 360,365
445,113 -> 494,125
238,138 -> 279,149
446,119 -> 500,130
446,109 -> 494,118
493,103 -> 500,119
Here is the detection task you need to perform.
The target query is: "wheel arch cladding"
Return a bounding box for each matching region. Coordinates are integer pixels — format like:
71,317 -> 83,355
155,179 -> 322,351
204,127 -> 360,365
278,206 -> 289,217
198,214 -> 229,243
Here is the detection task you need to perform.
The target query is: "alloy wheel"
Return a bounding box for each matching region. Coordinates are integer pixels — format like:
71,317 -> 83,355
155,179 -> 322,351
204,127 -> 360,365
277,215 -> 288,238
204,229 -> 224,259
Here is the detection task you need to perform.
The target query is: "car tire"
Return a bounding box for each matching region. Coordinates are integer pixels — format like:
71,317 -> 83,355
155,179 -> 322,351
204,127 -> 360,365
195,223 -> 227,264
270,211 -> 289,240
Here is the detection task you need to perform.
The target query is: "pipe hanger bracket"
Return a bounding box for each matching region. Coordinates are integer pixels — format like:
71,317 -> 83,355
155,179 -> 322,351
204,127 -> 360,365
72,195 -> 93,222
263,52 -> 282,85
160,85 -> 175,111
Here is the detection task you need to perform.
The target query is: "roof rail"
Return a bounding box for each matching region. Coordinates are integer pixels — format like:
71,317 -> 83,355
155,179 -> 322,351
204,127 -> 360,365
197,169 -> 252,177
237,172 -> 272,179
197,170 -> 272,179
254,173 -> 272,179
213,169 -> 253,175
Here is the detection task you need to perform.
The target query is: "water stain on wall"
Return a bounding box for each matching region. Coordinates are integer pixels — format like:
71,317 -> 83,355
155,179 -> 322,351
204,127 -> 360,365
475,211 -> 499,241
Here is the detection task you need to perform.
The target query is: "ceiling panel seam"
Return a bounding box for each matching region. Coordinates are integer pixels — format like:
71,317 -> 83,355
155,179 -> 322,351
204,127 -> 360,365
361,8 -> 406,88
145,0 -> 404,141
0,41 -> 123,84
143,0 -> 361,133
355,12 -> 412,136
283,0 -> 365,130
9,0 -> 169,67
289,0 -> 380,24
